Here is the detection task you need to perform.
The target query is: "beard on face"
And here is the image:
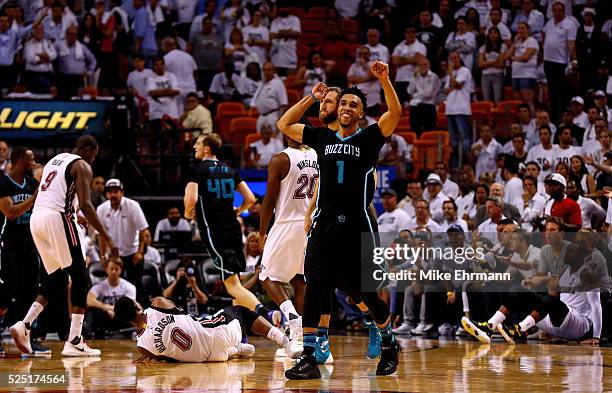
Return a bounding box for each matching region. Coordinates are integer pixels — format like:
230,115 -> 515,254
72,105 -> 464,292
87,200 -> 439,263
321,110 -> 338,125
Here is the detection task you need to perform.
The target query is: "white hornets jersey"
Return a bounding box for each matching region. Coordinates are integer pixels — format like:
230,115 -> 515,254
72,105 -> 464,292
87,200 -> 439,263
34,153 -> 82,215
136,308 -> 241,362
274,147 -> 318,224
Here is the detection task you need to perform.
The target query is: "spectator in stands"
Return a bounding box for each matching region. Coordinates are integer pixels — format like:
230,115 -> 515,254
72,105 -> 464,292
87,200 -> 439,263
479,26 -> 506,104
503,158 -> 524,209
189,16 -> 223,94
378,134 -> 412,178
163,37 -> 197,113
242,10 -> 269,66
0,140 -> 10,174
220,0 -> 250,41
446,51 -> 473,169
90,175 -> 106,208
392,25 -> 427,107
98,178 -> 150,306
154,207 -> 192,241
162,259 -> 208,315
584,126 -> 611,168
511,133 -> 529,167
93,0 -> 120,91
440,199 -> 469,232
361,28 -> 389,63
510,0 -> 544,42
566,180 -> 606,229
464,8 -> 483,42
405,199 -> 442,232
576,8 -> 604,91
457,0 -> 490,26
208,60 -> 247,110
506,23 -> 538,110
190,0 -> 220,40
142,229 -> 161,266
377,189 -> 411,246
56,25 -> 97,98
408,57 -> 440,134
147,56 -> 180,126
416,10 -> 442,64
544,173 -> 582,231
24,23 -> 57,93
225,27 -> 257,74
526,125 -> 556,180
85,258 -> 136,338
173,0 -> 198,40
399,179 -> 424,217
537,109 -> 558,140
433,161 -> 459,199
475,183 -> 522,225
348,46 -> 381,117
477,196 -> 507,241
554,126 -> 581,167
179,92 -> 213,135
243,61 -> 261,98
558,107 -> 585,147
592,90 -> 612,129
248,125 -> 283,168
251,62 -> 287,135
132,0 -> 159,64
445,17 -> 476,73
269,7 -> 300,76
571,96 -> 589,130
521,175 -> 546,231
471,123 -> 502,179
543,1 -> 577,122
517,104 -> 538,146
315,21 -> 352,87
569,155 -> 595,195
296,51 -> 334,102
424,173 -> 448,225
456,170 -> 476,218
127,54 -> 153,99
43,1 -> 76,43
78,13 -> 101,59
485,8 -> 511,46
432,0 -> 453,36
464,183 -> 488,229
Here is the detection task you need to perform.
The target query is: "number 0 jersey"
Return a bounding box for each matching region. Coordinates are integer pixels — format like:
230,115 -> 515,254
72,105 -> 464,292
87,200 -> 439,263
274,147 -> 318,224
34,152 -> 82,216
301,124 -> 386,221
187,159 -> 243,224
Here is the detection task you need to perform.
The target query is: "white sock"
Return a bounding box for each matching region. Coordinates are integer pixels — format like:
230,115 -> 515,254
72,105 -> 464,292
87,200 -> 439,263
68,313 -> 85,342
279,300 -> 299,321
267,326 -> 288,346
487,311 -> 506,329
23,302 -> 44,326
519,315 -> 536,332
462,292 -> 470,313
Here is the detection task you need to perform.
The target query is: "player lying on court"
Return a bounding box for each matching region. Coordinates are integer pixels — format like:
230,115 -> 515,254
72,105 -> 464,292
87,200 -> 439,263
114,296 -> 292,363
462,241 -> 603,345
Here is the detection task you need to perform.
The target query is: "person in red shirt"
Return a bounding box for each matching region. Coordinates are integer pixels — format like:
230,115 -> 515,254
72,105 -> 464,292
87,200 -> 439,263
543,173 -> 582,231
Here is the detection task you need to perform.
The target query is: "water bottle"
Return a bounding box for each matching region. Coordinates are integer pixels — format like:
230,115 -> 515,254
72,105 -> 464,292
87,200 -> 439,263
187,287 -> 198,316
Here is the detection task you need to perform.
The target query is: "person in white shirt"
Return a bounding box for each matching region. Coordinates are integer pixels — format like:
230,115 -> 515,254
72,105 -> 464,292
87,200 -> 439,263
269,8 -> 300,75
242,10 -> 269,65
361,28 -> 390,63
521,175 -> 546,231
515,104 -> 538,146
456,170 -> 476,219
542,1 -> 577,122
147,57 -> 181,121
142,229 -> 162,267
97,179 -> 150,306
85,258 -> 136,337
477,196 -> 507,243
392,26 -> 427,106
471,123 -> 503,179
511,0 -> 544,42
251,62 -> 288,135
219,0 -> 250,41
405,198 -> 442,232
526,124 -> 557,180
23,23 -> 57,93
408,57 -> 441,133
502,158 -> 524,212
479,26 -> 507,104
525,161 -> 549,197
348,46 -> 381,116
536,110 -> 558,141
424,173 -> 448,224
553,126 -> 581,168
593,90 -> 612,129
127,54 -> 154,99
455,0 -> 490,26
335,0 -> 360,19
399,179 -> 424,216
566,180 -> 605,229
506,22 -> 539,110
163,37 -> 197,114
154,207 -> 192,241
248,126 -> 284,168
446,51 -> 473,170
179,92 -> 213,136
378,133 -> 412,178
423,161 -> 459,199
43,1 -> 77,44
208,61 -> 248,104
571,96 -> 589,130
377,189 -> 411,247
485,8 -> 511,46
445,17 -> 476,72
439,199 -> 469,232
584,125 -> 611,174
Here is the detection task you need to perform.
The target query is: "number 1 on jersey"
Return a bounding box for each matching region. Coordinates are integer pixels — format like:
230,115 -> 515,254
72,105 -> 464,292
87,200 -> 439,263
336,161 -> 344,184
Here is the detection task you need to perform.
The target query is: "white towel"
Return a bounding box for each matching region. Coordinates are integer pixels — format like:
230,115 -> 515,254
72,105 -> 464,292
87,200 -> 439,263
59,39 -> 84,60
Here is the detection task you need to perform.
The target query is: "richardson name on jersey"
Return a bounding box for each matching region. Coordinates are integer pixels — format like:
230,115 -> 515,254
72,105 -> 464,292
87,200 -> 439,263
324,144 -> 360,157
297,159 -> 319,170
152,314 -> 175,353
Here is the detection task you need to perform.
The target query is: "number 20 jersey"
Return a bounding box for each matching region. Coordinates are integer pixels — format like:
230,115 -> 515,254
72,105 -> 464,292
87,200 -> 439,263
274,147 -> 318,224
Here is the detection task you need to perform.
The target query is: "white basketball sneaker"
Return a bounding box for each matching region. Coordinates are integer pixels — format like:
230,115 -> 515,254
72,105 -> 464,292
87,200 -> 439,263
236,343 -> 255,358
9,321 -> 32,354
61,337 -> 101,357
286,316 -> 303,359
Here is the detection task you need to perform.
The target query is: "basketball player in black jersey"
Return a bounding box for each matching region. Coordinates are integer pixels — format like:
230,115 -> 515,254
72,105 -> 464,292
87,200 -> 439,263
184,134 -> 281,325
278,61 -> 402,378
0,147 -> 38,353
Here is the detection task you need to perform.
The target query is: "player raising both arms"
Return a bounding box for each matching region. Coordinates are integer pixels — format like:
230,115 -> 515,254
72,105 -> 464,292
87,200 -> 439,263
114,296 -> 291,363
258,134 -> 318,359
10,136 -> 119,356
277,61 -> 402,379
183,134 -> 281,325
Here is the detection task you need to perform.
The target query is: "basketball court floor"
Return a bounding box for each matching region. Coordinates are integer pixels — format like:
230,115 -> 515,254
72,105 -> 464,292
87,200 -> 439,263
0,336 -> 610,392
